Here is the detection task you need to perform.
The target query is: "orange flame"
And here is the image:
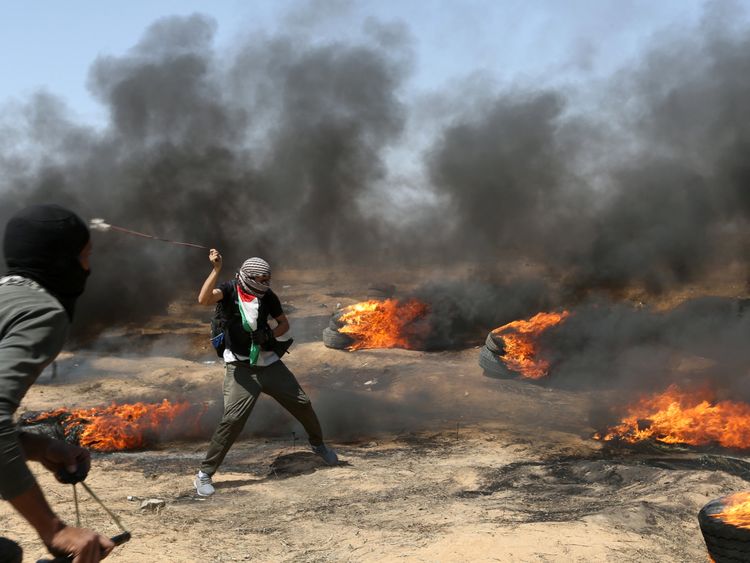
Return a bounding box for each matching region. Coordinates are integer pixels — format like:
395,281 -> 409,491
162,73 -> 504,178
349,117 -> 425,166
338,299 -> 429,350
595,385 -> 750,449
27,400 -> 206,452
491,311 -> 569,379
710,492 -> 750,529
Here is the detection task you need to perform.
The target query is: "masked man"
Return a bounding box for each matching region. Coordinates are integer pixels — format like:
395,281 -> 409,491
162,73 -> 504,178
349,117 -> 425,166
194,249 -> 337,496
0,205 -> 113,562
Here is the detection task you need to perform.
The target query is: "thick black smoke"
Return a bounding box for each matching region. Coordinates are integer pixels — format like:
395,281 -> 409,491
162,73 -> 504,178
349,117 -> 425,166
427,90 -> 591,261
0,13 -> 409,337
3,3 -> 750,346
427,3 -> 750,295
530,296 -> 750,408
411,277 -> 556,350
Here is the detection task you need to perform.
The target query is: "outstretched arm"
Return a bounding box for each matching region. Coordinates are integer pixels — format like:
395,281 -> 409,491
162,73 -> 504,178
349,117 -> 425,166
8,483 -> 114,562
198,248 -> 225,305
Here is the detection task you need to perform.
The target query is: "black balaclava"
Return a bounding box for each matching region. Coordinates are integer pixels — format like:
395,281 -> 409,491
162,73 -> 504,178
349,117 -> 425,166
3,204 -> 90,320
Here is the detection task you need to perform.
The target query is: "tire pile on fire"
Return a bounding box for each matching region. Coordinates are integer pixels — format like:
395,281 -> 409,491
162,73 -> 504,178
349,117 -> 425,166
323,298 -> 429,351
699,492 -> 750,562
20,400 -> 209,452
479,310 -> 569,380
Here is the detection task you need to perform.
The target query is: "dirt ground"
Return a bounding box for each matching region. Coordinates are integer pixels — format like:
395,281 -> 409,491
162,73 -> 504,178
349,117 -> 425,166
2,267 -> 747,562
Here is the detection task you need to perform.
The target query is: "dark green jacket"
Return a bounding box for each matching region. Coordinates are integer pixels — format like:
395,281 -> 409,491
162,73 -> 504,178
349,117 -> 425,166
0,277 -> 68,500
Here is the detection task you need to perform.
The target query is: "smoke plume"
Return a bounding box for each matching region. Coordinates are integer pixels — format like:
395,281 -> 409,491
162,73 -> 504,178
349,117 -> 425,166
0,13 -> 409,336
2,3 -> 750,342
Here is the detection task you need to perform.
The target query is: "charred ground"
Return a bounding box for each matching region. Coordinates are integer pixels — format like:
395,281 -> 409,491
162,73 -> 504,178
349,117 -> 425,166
1,267 -> 748,561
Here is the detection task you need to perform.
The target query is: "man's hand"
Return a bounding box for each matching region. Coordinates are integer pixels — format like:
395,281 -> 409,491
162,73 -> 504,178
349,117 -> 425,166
8,484 -> 113,563
47,524 -> 114,563
41,440 -> 91,484
253,326 -> 275,349
209,248 -> 222,271
198,249 -> 224,305
19,433 -> 90,483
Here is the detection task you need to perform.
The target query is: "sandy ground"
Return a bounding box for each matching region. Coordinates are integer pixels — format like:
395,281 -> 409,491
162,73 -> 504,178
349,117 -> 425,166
2,268 -> 747,562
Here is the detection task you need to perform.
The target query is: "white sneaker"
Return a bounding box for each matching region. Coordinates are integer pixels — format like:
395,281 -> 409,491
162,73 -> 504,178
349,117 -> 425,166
194,471 -> 215,496
311,443 -> 339,466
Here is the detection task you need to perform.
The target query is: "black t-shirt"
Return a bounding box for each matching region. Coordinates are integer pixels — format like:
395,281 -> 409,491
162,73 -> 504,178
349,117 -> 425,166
216,281 -> 283,357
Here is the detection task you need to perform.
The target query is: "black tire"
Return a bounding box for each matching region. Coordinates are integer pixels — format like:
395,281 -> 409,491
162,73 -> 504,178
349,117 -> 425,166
329,312 -> 345,330
322,327 -> 355,350
478,345 -> 513,379
699,495 -> 750,562
485,331 -> 504,354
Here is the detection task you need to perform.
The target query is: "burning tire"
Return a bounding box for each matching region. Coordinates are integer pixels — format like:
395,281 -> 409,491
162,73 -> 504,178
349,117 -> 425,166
699,493 -> 750,562
322,327 -> 354,350
329,312 -> 345,330
322,299 -> 429,351
478,345 -> 512,378
484,331 -> 504,354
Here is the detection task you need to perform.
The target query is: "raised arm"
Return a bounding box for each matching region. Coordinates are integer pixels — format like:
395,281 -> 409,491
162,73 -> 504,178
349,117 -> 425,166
198,248 -> 225,305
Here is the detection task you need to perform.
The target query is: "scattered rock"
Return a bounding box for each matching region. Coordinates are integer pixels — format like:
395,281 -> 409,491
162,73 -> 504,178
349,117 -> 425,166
139,498 -> 166,511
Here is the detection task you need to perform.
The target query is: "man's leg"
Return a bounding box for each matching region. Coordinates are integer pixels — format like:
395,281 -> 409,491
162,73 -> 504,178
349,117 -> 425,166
200,362 -> 262,476
258,361 -> 324,446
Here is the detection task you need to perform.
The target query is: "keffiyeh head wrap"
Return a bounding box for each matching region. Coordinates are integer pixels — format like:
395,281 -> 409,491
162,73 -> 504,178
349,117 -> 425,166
237,257 -> 271,296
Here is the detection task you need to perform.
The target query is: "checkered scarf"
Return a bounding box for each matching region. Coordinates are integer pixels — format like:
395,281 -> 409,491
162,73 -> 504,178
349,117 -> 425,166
237,257 -> 271,297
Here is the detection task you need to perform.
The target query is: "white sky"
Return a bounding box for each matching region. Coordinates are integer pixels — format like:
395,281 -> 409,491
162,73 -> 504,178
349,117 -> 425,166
0,0 -> 716,127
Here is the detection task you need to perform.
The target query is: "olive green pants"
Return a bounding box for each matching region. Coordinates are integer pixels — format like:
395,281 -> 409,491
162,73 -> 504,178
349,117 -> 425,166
200,360 -> 323,476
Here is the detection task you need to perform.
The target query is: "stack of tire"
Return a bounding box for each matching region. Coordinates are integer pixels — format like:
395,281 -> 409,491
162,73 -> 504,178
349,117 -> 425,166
322,310 -> 354,350
699,494 -> 750,562
478,330 -> 513,378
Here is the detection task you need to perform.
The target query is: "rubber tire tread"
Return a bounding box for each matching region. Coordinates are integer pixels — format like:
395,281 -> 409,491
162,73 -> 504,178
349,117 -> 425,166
329,312 -> 345,330
478,345 -> 512,378
699,498 -> 750,562
702,541 -> 750,563
322,327 -> 354,350
699,500 -> 750,541
485,332 -> 504,354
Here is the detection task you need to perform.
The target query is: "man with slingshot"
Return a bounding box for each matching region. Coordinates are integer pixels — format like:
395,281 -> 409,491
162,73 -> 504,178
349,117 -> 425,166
0,205 -> 113,563
193,249 -> 338,497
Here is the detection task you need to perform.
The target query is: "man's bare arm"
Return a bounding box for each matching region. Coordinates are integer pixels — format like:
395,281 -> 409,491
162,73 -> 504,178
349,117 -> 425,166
273,314 -> 290,338
8,483 -> 114,561
198,249 -> 224,305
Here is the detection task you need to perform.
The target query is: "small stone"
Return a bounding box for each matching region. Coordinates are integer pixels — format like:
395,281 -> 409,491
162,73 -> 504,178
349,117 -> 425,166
139,498 -> 166,511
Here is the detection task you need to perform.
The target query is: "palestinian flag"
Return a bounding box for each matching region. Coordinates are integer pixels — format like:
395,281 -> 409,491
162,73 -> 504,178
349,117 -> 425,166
236,284 -> 261,364
236,285 -> 260,331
